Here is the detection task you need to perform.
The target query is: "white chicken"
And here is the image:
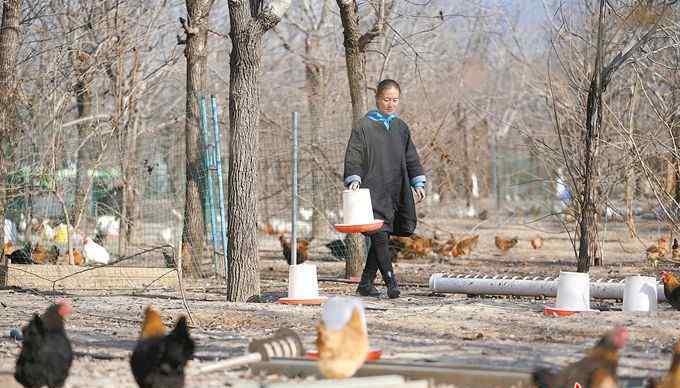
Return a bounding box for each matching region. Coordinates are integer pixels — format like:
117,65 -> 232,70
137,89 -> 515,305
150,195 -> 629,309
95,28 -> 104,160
96,215 -> 120,236
3,219 -> 17,244
83,237 -> 111,265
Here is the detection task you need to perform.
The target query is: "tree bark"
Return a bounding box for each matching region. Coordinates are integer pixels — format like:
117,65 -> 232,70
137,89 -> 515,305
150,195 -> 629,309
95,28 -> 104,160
181,0 -> 215,276
336,0 -> 383,278
577,0 -> 607,272
226,0 -> 291,302
305,33 -> 327,241
72,52 -> 94,227
0,0 -> 21,255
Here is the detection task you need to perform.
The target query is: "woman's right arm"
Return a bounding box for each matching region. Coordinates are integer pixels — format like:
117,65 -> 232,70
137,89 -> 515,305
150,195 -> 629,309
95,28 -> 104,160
343,128 -> 364,188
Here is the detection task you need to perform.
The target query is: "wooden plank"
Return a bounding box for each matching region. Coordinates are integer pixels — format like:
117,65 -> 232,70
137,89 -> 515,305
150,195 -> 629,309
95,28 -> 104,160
0,264 -> 177,290
251,359 -> 648,388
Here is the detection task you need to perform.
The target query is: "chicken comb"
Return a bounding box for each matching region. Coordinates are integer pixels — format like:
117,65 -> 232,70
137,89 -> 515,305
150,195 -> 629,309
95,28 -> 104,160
54,299 -> 73,318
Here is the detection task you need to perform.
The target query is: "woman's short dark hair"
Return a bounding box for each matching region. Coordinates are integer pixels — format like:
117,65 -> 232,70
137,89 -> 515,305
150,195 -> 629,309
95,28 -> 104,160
376,79 -> 400,96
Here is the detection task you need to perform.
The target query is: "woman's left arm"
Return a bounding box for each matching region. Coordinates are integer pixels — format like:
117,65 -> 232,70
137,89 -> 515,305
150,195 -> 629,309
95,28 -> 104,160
405,129 -> 426,188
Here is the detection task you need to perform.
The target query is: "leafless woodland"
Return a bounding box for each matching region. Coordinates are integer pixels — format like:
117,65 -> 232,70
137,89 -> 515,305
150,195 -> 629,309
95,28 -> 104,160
1,0 -> 680,301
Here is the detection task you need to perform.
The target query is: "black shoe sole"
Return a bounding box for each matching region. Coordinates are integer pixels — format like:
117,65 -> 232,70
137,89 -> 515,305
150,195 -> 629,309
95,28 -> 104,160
356,287 -> 381,297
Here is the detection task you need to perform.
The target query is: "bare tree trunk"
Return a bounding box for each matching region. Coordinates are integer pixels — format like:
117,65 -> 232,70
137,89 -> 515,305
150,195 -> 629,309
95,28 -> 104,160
305,34 -> 327,241
336,0 -> 385,278
226,0 -> 291,302
577,0 -> 607,272
72,63 -> 94,227
625,80 -> 639,238
180,0 -> 214,276
0,0 -> 21,255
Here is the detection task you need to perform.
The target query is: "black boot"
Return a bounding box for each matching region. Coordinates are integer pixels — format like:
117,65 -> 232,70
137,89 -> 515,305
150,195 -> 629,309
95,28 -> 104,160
372,232 -> 401,299
356,269 -> 380,297
384,271 -> 400,299
357,236 -> 380,297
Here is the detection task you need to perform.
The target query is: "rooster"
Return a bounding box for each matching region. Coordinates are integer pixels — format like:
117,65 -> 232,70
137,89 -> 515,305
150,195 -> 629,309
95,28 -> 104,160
278,234 -> 311,265
530,236 -> 543,250
648,236 -> 670,268
532,326 -> 627,388
661,271 -> 680,311
130,306 -> 194,388
648,339 -> 680,388
495,235 -> 518,254
316,297 -> 368,379
15,301 -> 74,388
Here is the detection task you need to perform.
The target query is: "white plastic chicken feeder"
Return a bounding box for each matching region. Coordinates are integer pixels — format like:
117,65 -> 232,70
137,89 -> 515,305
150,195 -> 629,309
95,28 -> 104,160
277,264 -> 327,305
622,275 -> 657,313
549,271 -> 595,314
429,273 -> 667,302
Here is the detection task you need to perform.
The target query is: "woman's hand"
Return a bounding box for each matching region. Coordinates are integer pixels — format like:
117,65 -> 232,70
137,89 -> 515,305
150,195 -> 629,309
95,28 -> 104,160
348,181 -> 361,191
413,187 -> 425,203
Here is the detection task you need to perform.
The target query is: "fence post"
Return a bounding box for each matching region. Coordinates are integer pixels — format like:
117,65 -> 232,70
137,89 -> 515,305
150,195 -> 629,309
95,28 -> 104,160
199,96 -> 218,273
210,95 -> 229,280
291,112 -> 299,266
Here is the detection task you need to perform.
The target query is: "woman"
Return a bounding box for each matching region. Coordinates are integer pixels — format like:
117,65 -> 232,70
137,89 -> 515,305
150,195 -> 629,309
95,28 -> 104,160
343,79 -> 426,299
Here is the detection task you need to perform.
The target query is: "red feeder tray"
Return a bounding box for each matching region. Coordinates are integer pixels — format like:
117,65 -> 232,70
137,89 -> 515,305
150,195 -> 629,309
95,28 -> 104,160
306,348 -> 382,361
543,306 -> 599,317
334,220 -> 384,234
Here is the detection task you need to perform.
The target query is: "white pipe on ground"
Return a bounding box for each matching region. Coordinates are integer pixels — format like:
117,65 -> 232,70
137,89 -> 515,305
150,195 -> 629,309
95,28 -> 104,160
429,273 -> 667,302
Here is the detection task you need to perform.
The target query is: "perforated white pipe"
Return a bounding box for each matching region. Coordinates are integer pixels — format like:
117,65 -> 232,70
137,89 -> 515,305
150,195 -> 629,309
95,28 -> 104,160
429,273 -> 667,302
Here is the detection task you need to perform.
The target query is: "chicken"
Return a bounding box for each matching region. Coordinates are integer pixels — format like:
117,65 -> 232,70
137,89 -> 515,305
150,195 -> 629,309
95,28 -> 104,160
647,339 -> 680,388
661,271 -> 680,310
32,244 -> 59,265
673,238 -> 679,260
326,238 -> 348,261
140,306 -> 167,339
451,235 -> 480,257
83,237 -> 111,265
58,249 -> 85,266
316,297 -> 369,379
4,218 -> 17,244
648,236 -> 670,268
3,241 -> 18,256
5,242 -> 32,264
434,237 -> 457,257
15,301 -> 74,388
278,234 -> 311,265
130,310 -> 195,388
532,326 -> 627,388
94,215 -> 120,245
531,236 -> 543,250
389,235 -> 433,260
495,235 -> 519,254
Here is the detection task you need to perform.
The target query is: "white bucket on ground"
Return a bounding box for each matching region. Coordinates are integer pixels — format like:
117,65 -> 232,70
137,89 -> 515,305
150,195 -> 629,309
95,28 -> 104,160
623,275 -> 657,313
288,264 -> 320,299
555,271 -> 590,311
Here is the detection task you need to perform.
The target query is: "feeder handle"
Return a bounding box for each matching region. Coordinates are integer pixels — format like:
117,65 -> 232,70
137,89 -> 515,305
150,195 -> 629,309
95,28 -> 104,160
191,352 -> 262,375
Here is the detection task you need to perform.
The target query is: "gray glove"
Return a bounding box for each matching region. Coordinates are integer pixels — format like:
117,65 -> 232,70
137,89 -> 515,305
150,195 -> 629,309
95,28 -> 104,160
348,181 -> 360,191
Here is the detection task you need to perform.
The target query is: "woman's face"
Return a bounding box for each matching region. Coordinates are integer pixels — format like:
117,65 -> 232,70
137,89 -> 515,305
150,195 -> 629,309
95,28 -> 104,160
376,87 -> 400,116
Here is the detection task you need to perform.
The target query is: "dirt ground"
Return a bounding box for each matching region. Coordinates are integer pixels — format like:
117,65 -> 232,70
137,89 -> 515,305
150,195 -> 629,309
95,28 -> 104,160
1,214 -> 679,387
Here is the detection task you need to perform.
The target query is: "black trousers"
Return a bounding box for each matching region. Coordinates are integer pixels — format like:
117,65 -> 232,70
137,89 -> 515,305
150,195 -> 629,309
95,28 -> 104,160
364,231 -> 394,281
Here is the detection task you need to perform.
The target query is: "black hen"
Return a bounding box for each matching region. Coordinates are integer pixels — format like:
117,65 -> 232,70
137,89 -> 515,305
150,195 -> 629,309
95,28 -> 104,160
325,239 -> 348,260
130,315 -> 195,388
15,302 -> 74,388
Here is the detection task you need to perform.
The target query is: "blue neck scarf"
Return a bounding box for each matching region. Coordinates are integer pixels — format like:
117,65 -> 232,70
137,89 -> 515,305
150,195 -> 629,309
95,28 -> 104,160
366,110 -> 397,130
